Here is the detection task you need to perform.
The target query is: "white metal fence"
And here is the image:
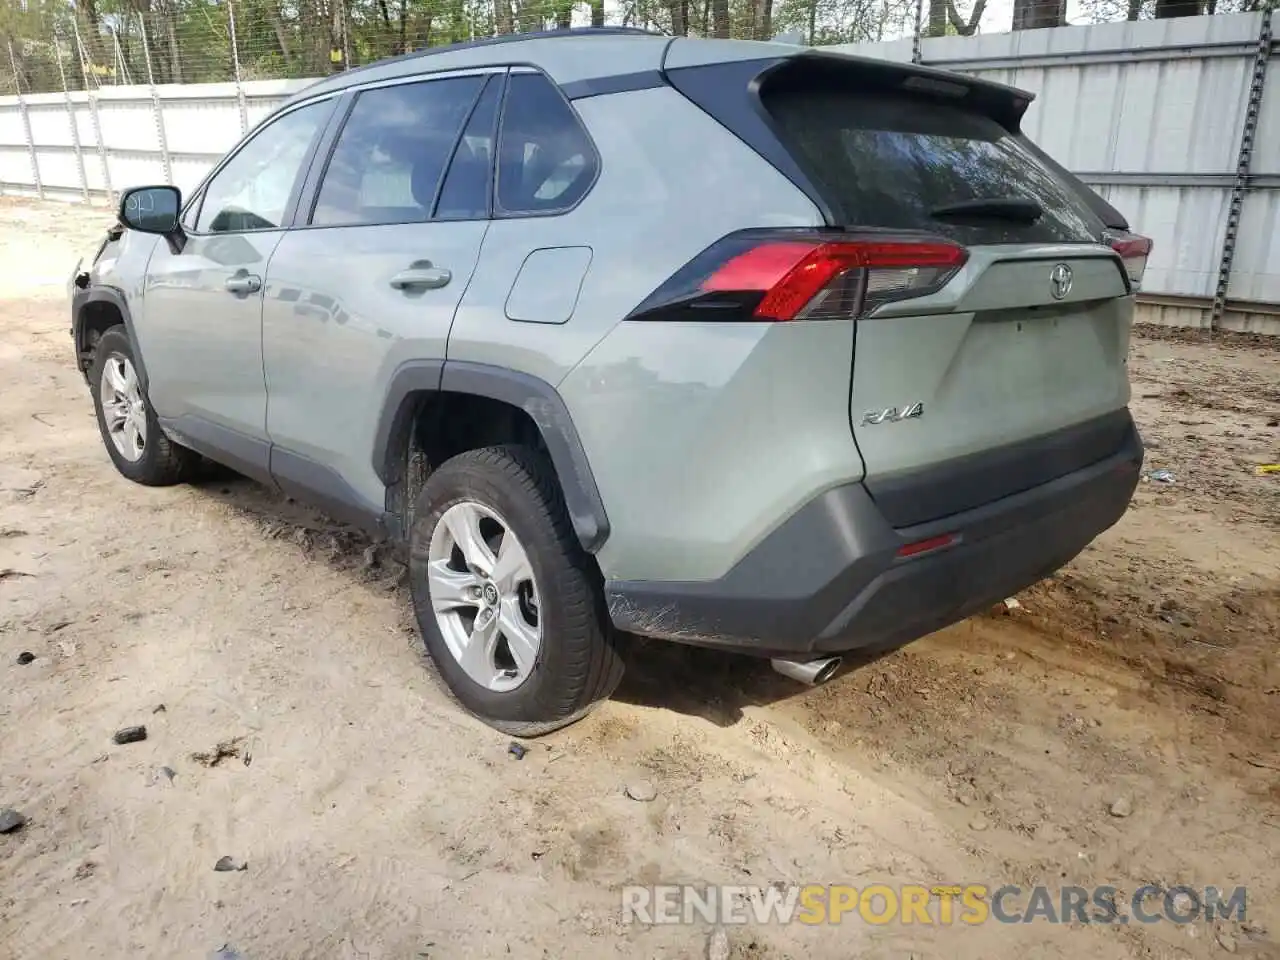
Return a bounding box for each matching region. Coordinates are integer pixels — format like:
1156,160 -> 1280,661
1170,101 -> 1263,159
2,13 -> 1277,332
0,78 -> 313,205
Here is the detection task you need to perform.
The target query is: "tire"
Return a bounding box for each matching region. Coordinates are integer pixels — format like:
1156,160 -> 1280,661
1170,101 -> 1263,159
409,445 -> 625,736
88,326 -> 198,486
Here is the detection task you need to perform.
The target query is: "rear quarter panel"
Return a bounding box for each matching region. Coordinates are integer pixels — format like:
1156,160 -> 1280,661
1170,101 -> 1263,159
509,86 -> 865,583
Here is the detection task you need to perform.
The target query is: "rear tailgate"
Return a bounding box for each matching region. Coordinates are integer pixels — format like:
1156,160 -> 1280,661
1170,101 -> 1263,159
848,248 -> 1133,526
752,53 -> 1137,526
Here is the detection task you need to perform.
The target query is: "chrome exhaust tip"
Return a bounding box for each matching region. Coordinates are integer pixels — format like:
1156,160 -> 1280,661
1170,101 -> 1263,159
770,656 -> 843,686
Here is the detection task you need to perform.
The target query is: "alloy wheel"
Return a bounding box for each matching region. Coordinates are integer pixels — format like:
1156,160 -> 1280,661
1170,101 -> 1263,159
427,500 -> 542,692
100,354 -> 147,462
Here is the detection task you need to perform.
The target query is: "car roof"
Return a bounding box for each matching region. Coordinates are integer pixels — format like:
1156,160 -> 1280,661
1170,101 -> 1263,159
285,29 -> 813,107
292,28 -> 669,102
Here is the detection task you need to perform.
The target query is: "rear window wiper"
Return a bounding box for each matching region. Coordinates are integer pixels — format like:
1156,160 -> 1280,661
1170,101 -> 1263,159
930,197 -> 1043,223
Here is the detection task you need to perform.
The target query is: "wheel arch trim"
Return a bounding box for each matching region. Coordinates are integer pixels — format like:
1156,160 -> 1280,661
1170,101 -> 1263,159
72,284 -> 149,390
373,359 -> 611,554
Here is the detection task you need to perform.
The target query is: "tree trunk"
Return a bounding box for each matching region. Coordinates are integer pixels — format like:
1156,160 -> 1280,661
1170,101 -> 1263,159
556,2 -> 573,29
670,0 -> 689,35
807,0 -> 817,44
268,0 -> 294,66
928,0 -> 947,36
300,0 -> 327,76
1011,0 -> 1065,30
330,0 -> 344,73
712,0 -> 730,37
946,0 -> 987,35
495,0 -> 515,34
78,0 -> 111,75
1154,0 -> 1202,16
8,44 -> 33,94
753,0 -> 773,39
590,0 -> 605,26
164,14 -> 182,82
515,0 -> 540,32
375,0 -> 393,55
1126,0 -> 1143,18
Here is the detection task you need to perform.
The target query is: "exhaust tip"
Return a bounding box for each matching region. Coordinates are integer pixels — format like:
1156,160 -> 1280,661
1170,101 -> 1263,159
770,656 -> 843,686
812,656 -> 842,685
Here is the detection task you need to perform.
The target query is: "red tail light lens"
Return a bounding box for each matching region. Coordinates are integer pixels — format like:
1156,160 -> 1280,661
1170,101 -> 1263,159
626,230 -> 968,323
1110,232 -> 1152,288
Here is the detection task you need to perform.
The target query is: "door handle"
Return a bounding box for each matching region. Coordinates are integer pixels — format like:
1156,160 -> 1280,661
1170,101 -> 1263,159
225,273 -> 262,294
389,261 -> 452,291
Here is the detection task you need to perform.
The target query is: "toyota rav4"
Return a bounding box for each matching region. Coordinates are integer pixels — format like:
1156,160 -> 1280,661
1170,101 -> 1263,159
69,28 -> 1146,734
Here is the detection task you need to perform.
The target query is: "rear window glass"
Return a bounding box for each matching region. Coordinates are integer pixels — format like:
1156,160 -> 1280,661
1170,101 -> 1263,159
762,88 -> 1105,245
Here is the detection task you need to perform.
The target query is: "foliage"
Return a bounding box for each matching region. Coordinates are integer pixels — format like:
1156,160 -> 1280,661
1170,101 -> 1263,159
1,0 -> 1269,94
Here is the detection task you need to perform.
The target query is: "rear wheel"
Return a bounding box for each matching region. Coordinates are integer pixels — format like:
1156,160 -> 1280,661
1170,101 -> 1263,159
88,327 -> 197,486
409,445 -> 625,736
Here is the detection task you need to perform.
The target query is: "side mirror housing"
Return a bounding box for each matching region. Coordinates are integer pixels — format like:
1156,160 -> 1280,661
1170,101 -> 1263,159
119,185 -> 182,235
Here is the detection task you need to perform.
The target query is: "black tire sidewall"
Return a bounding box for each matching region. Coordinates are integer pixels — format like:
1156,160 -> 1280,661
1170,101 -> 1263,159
409,447 -> 609,726
88,329 -> 169,483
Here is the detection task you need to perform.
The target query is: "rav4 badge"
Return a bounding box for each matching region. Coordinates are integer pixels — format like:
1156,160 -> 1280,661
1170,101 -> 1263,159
860,403 -> 924,426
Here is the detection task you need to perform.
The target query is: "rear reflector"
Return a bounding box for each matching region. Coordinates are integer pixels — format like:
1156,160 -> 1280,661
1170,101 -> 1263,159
626,229 -> 968,324
896,532 -> 959,559
1110,232 -> 1153,288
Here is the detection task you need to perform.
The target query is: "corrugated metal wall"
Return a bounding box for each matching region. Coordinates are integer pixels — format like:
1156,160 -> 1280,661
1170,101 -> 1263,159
0,79 -> 312,203
1,14 -> 1276,329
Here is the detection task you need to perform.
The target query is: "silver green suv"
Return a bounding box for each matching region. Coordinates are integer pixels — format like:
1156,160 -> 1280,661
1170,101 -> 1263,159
69,28 -> 1147,733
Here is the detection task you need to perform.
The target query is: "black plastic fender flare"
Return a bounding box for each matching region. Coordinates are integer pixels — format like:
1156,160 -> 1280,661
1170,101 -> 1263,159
373,359 -> 610,554
72,284 -> 150,389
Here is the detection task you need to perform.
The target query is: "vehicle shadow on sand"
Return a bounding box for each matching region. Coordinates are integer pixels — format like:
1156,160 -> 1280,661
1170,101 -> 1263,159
613,637 -> 898,728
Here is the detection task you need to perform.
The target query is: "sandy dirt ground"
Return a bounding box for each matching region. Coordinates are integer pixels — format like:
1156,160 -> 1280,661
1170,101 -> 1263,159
1,197 -> 1278,960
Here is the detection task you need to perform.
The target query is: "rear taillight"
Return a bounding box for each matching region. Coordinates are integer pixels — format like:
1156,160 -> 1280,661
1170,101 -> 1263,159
1110,232 -> 1152,288
626,230 -> 968,323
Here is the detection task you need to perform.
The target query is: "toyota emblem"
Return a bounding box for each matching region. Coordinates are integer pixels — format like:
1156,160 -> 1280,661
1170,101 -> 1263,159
1050,263 -> 1073,300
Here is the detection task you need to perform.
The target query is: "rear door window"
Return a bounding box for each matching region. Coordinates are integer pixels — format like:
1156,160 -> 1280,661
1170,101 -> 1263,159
311,75 -> 483,227
762,87 -> 1105,245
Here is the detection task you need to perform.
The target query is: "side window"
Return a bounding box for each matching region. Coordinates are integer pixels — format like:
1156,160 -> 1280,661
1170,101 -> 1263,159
311,76 -> 483,228
434,76 -> 501,221
496,73 -> 597,216
197,100 -> 331,234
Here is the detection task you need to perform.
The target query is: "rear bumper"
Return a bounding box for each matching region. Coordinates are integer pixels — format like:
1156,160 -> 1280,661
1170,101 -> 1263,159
605,412 -> 1143,656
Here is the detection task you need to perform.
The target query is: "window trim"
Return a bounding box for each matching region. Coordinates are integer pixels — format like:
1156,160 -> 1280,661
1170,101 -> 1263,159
492,66 -> 601,221
430,71 -> 506,223
179,95 -> 340,238
296,66 -> 507,231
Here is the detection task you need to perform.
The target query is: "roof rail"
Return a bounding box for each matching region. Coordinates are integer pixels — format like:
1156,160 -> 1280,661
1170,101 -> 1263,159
336,26 -> 669,80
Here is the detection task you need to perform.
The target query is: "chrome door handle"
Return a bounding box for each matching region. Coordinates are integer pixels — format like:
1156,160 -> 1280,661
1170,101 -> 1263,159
225,274 -> 262,294
389,262 -> 452,291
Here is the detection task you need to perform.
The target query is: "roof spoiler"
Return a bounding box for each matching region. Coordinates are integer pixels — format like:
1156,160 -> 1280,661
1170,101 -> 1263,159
782,50 -> 1035,132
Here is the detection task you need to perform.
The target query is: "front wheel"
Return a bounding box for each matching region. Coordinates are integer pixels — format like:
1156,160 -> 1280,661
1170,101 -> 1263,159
409,445 -> 625,736
88,327 -> 197,486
